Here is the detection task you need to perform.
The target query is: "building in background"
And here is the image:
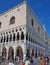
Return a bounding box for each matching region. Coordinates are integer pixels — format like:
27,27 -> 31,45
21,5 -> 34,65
0,1 -> 50,59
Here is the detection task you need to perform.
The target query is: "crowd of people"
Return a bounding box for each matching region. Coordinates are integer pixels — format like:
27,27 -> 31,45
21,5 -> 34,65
40,56 -> 50,65
8,55 -> 50,65
0,55 -> 50,65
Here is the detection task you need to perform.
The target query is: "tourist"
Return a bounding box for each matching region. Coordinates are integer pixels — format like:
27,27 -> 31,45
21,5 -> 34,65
49,57 -> 50,65
9,59 -> 14,65
14,56 -> 17,65
23,54 -> 26,62
43,57 -> 47,65
40,57 -> 43,65
29,58 -> 34,65
16,56 -> 20,64
22,62 -> 25,65
47,57 -> 49,65
25,58 -> 30,65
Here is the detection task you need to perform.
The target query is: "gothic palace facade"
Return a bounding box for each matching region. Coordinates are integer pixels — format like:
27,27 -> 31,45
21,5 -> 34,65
0,1 -> 50,59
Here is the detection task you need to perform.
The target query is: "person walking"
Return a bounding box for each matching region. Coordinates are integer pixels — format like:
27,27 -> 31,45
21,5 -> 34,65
29,58 -> 34,65
9,59 -> 14,65
49,57 -> 50,65
43,57 -> 47,65
25,58 -> 30,65
47,57 -> 49,65
40,57 -> 43,65
22,62 -> 25,65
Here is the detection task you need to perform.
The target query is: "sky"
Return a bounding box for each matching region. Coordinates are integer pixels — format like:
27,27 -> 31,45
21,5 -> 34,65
0,0 -> 50,36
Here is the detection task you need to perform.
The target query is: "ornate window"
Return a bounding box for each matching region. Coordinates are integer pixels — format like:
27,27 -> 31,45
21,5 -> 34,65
10,16 -> 15,25
38,26 -> 40,33
13,33 -> 15,41
0,22 -> 1,28
17,32 -> 19,40
21,32 -> 24,40
31,19 -> 34,27
26,48 -> 30,58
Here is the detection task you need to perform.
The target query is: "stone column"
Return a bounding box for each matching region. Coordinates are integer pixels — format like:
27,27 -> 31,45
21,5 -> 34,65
6,49 -> 8,60
14,49 -> 16,59
24,33 -> 26,43
0,48 -> 2,57
23,46 -> 26,61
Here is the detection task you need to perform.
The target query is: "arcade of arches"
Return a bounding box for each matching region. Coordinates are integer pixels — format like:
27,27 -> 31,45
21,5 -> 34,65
2,46 -> 23,59
2,46 -> 41,59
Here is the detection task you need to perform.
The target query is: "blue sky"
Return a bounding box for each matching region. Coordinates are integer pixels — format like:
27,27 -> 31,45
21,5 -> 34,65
0,0 -> 50,36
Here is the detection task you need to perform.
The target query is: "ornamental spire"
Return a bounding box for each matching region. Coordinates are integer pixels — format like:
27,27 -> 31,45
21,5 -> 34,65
24,0 -> 27,2
24,0 -> 28,4
24,0 -> 28,3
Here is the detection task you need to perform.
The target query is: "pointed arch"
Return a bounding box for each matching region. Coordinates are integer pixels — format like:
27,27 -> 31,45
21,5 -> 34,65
8,47 -> 14,59
2,47 -> 7,57
35,48 -> 37,58
26,32 -> 28,40
16,46 -> 23,59
21,31 -> 24,40
26,47 -> 30,58
6,35 -> 9,42
29,35 -> 30,42
31,48 -> 34,56
13,33 -> 15,41
1,36 -> 3,43
17,32 -> 20,40
4,35 -> 6,42
10,16 -> 15,25
10,34 -> 12,41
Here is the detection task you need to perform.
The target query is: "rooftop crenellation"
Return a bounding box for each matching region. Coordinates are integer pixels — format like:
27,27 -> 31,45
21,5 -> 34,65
0,1 -> 27,17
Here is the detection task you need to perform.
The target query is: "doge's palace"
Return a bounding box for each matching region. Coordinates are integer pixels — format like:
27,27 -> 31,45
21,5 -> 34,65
0,1 -> 50,60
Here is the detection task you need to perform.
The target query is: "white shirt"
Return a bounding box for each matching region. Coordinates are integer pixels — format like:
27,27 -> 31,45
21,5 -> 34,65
9,62 -> 14,65
25,60 -> 30,65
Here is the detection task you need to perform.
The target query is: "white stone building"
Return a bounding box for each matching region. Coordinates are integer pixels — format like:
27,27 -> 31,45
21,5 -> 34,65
0,1 -> 50,59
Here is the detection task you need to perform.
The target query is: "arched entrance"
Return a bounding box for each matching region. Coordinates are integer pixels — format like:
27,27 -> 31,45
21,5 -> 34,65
2,47 -> 7,57
31,48 -> 34,56
8,47 -> 14,59
35,48 -> 37,58
26,47 -> 30,58
16,46 -> 23,59
38,50 -> 40,57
